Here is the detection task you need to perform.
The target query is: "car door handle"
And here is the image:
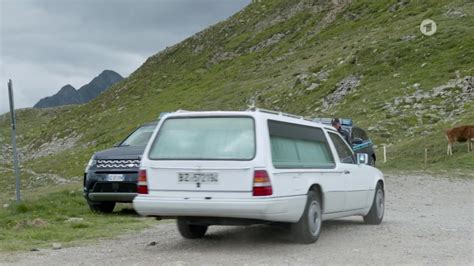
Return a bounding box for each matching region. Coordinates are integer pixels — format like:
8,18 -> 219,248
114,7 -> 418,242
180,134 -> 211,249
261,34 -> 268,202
343,170 -> 350,174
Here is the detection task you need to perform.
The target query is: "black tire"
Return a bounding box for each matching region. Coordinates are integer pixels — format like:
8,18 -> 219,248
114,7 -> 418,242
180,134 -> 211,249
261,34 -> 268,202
88,201 -> 115,213
364,183 -> 384,224
177,218 -> 208,239
291,191 -> 322,244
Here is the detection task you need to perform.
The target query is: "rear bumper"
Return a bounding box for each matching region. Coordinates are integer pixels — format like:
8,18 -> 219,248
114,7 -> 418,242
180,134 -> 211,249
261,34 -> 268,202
133,195 -> 306,223
83,173 -> 138,203
88,192 -> 137,202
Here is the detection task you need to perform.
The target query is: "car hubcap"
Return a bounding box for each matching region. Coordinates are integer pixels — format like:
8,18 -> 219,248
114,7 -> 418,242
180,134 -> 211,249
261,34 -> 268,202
376,189 -> 384,218
308,201 -> 321,236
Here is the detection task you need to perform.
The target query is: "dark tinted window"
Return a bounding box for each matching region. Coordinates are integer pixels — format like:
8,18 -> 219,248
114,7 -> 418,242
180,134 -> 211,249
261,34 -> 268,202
360,128 -> 368,140
121,125 -> 155,146
268,120 -> 335,169
354,127 -> 361,139
352,127 -> 368,141
351,128 -> 357,140
329,132 -> 355,164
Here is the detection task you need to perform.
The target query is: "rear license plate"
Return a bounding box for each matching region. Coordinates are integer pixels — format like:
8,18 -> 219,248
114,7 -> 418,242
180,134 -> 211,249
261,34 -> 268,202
178,172 -> 218,184
106,174 -> 124,181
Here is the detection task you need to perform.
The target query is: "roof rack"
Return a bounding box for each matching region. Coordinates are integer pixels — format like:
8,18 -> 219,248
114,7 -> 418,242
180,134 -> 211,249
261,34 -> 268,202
313,117 -> 353,126
157,110 -> 190,119
248,108 -> 354,127
247,107 -> 305,120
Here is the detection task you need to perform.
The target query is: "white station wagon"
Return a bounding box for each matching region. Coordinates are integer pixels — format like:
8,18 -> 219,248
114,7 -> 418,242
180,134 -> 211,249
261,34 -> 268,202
133,109 -> 385,243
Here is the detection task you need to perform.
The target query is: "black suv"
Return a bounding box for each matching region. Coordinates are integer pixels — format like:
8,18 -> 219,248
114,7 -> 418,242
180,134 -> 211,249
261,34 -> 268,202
83,122 -> 157,213
348,126 -> 376,166
313,118 -> 376,166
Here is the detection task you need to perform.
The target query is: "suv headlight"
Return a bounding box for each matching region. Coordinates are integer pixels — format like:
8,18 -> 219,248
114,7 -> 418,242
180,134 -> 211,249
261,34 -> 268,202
85,156 -> 96,173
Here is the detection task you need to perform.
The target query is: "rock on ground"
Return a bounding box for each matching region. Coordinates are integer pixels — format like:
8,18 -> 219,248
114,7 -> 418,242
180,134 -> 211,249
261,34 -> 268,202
322,75 -> 360,110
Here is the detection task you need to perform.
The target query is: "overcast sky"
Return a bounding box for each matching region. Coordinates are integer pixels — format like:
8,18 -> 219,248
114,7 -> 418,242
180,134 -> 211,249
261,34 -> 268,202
0,0 -> 249,114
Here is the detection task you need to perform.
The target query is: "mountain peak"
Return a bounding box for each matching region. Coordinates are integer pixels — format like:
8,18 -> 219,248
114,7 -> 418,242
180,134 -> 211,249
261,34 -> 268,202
77,70 -> 123,103
33,70 -> 123,109
34,84 -> 80,109
99,70 -> 122,77
58,84 -> 76,93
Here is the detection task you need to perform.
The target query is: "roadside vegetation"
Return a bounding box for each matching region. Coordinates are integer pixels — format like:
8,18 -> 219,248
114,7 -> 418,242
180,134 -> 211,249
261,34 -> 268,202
0,183 -> 151,251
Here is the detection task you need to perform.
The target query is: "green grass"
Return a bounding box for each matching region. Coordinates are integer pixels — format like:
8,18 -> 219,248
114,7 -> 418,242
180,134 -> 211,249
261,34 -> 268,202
0,183 -> 152,251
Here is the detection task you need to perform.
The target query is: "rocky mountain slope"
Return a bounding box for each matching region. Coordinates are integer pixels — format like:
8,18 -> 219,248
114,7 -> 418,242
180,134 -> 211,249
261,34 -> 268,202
33,85 -> 82,108
33,70 -> 123,108
0,0 -> 473,199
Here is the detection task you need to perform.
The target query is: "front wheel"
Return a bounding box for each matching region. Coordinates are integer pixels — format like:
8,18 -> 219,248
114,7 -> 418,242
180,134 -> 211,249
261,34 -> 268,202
363,183 -> 384,224
177,218 -> 208,239
88,201 -> 115,213
291,191 -> 322,244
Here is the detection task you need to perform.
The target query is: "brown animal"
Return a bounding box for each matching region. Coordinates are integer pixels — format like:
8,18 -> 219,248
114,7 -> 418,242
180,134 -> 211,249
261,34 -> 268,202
444,125 -> 474,155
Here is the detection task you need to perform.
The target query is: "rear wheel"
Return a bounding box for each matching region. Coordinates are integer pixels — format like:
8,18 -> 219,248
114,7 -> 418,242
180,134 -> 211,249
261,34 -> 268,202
177,218 -> 208,239
364,183 -> 384,224
291,191 -> 322,244
88,201 -> 115,213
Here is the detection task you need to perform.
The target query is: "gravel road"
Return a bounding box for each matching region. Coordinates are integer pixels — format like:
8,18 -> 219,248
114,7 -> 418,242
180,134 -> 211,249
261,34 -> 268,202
1,173 -> 473,265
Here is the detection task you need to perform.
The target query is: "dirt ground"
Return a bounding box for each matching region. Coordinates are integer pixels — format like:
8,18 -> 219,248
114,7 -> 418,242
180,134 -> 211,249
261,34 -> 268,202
1,173 -> 473,265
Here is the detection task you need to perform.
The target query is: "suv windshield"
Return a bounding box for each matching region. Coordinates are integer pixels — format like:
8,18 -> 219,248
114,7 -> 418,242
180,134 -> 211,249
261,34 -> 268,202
120,125 -> 156,147
149,117 -> 255,160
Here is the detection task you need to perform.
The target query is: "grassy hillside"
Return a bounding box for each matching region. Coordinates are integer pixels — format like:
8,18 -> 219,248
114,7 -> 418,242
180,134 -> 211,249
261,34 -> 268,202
1,0 -> 472,192
0,0 -> 473,249
1,0 -> 473,193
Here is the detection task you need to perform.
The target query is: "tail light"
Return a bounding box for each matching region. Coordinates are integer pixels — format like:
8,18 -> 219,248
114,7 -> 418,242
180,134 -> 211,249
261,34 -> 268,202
252,170 -> 273,196
137,169 -> 148,194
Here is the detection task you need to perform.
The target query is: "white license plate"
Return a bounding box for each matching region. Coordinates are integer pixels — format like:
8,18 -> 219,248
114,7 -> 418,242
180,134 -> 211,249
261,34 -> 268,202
177,172 -> 218,184
106,174 -> 124,181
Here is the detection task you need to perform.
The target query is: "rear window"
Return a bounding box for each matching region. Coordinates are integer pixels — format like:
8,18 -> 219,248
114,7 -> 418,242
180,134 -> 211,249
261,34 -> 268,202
268,120 -> 335,169
120,125 -> 155,147
149,117 -> 255,160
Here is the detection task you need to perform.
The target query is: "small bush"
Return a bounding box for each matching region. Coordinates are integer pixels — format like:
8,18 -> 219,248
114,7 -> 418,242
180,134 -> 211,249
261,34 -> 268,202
15,203 -> 29,213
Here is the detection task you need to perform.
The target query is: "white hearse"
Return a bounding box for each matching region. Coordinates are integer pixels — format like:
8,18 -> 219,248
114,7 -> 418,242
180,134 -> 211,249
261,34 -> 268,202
133,109 -> 385,243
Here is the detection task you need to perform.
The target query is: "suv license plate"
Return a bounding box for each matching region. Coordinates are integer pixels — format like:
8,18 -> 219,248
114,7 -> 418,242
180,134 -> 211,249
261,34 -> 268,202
107,174 -> 124,181
178,172 -> 218,184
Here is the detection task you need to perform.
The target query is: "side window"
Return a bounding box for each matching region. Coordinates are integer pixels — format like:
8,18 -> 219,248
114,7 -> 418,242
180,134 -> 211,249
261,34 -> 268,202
328,132 -> 355,164
360,129 -> 369,140
268,120 -> 335,169
350,128 -> 356,140
353,127 -> 361,140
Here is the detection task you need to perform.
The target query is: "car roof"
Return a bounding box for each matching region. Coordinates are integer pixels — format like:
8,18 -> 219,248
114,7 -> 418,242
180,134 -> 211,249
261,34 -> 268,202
162,110 -> 336,131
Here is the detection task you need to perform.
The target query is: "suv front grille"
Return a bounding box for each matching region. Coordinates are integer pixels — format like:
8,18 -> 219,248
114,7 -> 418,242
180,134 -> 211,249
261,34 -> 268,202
96,159 -> 140,169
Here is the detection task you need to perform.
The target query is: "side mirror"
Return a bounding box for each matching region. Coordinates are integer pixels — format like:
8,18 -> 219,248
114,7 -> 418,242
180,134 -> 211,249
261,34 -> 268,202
352,137 -> 363,145
113,142 -> 121,147
356,153 -> 369,165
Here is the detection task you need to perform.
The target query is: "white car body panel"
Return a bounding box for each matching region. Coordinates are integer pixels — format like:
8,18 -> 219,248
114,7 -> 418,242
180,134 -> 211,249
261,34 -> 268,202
134,194 -> 307,222
133,110 -> 384,223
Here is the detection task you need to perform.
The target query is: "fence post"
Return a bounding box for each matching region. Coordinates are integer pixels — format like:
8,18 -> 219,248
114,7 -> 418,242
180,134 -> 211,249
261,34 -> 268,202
383,145 -> 387,163
8,79 -> 21,202
424,148 -> 428,164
